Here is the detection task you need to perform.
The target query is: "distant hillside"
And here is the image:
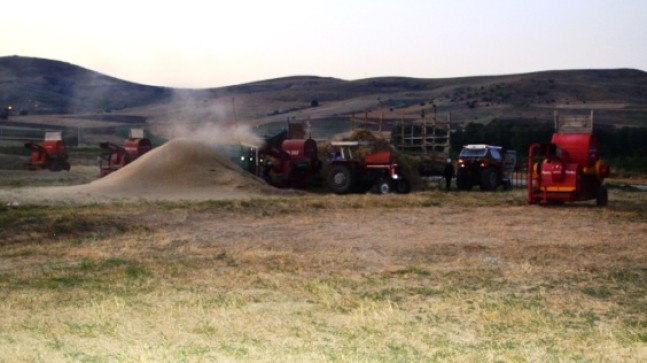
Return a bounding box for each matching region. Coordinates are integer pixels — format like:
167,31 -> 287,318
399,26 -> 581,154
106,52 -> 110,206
0,56 -> 172,114
1,56 -> 647,128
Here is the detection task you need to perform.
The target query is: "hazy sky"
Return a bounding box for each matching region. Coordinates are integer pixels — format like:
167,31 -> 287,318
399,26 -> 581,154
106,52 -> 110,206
2,0 -> 646,88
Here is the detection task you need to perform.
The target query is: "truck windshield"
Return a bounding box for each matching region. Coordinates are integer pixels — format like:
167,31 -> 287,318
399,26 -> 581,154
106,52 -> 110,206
460,148 -> 487,158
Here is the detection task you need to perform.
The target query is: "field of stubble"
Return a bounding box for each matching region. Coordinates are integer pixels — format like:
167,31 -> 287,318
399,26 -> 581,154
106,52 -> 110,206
1,189 -> 646,362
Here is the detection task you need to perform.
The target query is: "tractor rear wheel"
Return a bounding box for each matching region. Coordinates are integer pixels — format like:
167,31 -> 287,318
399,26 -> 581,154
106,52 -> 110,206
395,178 -> 411,194
328,164 -> 355,194
480,168 -> 498,191
596,185 -> 608,207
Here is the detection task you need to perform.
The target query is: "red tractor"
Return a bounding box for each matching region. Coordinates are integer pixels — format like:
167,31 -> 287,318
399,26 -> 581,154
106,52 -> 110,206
24,131 -> 70,172
99,128 -> 152,177
327,141 -> 411,194
528,112 -> 610,206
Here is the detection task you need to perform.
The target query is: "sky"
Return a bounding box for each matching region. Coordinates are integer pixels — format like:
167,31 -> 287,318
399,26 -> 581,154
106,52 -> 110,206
2,0 -> 646,88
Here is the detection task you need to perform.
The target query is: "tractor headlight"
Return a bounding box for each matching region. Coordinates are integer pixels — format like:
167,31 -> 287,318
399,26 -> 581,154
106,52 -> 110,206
392,174 -> 399,180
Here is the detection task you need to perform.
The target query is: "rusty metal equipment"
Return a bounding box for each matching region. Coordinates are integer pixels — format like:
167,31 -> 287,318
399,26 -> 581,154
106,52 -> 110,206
24,131 -> 70,171
528,111 -> 610,206
99,128 -> 152,177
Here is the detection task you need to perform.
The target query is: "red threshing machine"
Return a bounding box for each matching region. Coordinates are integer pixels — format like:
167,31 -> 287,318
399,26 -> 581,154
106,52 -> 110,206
243,122 -> 322,188
260,137 -> 322,188
99,128 -> 152,177
528,111 -> 610,206
24,131 -> 71,171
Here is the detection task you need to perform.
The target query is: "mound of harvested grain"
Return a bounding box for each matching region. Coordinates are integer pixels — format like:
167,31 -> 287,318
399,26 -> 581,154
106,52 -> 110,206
82,138 -> 276,199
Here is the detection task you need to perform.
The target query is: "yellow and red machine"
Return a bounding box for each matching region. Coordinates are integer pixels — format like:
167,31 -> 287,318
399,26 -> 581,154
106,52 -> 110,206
528,112 -> 610,206
99,128 -> 152,177
24,131 -> 70,171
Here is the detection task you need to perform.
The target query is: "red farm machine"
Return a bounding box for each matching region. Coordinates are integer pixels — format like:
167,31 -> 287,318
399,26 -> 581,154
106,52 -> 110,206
24,131 -> 71,171
259,137 -> 322,188
528,111 -> 610,206
242,122 -> 322,188
99,128 -> 152,177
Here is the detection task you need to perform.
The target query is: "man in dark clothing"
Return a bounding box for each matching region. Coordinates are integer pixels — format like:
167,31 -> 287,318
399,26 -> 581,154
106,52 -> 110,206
443,158 -> 454,190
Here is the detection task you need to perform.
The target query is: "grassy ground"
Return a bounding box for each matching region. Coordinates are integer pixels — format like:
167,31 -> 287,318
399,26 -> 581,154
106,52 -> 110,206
0,189 -> 646,362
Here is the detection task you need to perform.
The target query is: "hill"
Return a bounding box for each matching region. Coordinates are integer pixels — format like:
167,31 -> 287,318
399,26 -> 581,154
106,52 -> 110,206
0,56 -> 172,114
1,56 -> 647,142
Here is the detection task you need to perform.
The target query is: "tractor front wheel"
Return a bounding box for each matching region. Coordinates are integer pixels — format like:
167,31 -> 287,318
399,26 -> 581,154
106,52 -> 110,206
378,179 -> 393,194
395,178 -> 411,194
328,164 -> 355,194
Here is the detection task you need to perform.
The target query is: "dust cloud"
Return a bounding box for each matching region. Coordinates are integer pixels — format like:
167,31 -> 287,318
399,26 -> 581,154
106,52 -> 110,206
169,122 -> 263,149
159,90 -> 264,148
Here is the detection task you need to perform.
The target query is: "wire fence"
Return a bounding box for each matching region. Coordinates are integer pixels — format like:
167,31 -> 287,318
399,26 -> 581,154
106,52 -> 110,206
510,167 -> 529,188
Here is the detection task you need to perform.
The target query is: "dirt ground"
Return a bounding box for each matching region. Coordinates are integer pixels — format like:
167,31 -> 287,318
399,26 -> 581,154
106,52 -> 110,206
1,138 -> 646,361
1,138 -> 645,274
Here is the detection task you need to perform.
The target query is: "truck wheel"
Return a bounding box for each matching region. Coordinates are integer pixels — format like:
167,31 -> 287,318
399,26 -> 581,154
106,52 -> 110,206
456,169 -> 471,190
596,185 -> 608,207
502,179 -> 512,191
395,178 -> 411,194
480,168 -> 498,191
328,164 -> 355,194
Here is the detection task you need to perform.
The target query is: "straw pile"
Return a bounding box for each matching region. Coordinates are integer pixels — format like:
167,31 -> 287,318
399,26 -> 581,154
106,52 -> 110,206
82,138 -> 275,199
0,138 -> 279,204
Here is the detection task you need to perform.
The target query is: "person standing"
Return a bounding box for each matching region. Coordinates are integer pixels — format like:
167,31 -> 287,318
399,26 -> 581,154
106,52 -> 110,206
443,158 -> 454,190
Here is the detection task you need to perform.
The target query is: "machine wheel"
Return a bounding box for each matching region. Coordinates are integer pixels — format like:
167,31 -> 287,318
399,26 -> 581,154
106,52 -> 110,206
456,169 -> 472,190
48,162 -> 62,172
328,164 -> 355,194
596,185 -> 608,207
480,168 -> 498,191
395,178 -> 411,194
377,179 -> 393,194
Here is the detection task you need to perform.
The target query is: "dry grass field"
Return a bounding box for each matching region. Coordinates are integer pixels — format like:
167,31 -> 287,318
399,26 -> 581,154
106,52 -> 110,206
1,186 -> 646,362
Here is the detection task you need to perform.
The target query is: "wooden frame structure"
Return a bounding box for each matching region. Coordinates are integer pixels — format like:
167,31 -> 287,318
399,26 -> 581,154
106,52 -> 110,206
554,110 -> 594,134
350,108 -> 452,175
350,110 -> 451,156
